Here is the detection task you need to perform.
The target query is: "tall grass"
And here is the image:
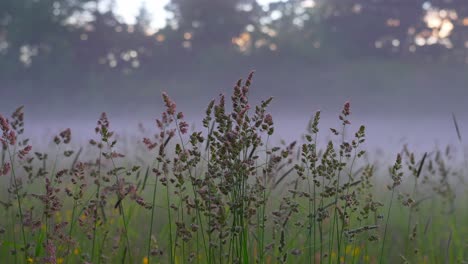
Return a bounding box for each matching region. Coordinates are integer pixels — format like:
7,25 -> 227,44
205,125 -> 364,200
0,72 -> 467,263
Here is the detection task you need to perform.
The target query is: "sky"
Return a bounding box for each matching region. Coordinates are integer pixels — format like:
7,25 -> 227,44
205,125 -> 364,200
115,0 -> 276,29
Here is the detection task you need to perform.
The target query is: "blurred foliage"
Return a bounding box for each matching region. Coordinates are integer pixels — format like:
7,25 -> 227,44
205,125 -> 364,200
1,0 -> 468,88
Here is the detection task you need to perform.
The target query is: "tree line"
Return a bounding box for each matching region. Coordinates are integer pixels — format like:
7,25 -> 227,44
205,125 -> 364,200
1,0 -> 468,83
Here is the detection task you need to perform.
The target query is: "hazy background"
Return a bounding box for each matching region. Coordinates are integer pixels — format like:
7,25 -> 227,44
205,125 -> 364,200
0,0 -> 467,153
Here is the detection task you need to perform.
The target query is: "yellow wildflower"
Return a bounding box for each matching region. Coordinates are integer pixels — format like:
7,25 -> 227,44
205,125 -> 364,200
56,215 -> 62,222
345,245 -> 353,254
345,245 -> 361,257
66,210 -> 73,221
352,247 -> 360,256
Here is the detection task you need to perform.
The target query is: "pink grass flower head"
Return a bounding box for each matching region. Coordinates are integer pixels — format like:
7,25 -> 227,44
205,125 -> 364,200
156,119 -> 164,129
7,130 -> 16,145
12,106 -> 24,122
264,113 -> 273,126
0,115 -> 16,146
111,151 -> 125,158
338,101 -> 351,125
162,92 -> 176,115
98,112 -> 109,129
0,114 -> 9,132
95,112 -> 114,142
219,94 -> 225,108
177,112 -> 184,120
44,239 -> 57,264
168,129 -> 175,138
236,104 -> 250,124
59,128 -> 72,144
1,162 -> 10,176
143,138 -> 157,150
179,121 -> 189,134
342,101 -> 351,117
18,145 -> 32,159
162,112 -> 170,124
241,71 -> 254,100
246,71 -> 255,87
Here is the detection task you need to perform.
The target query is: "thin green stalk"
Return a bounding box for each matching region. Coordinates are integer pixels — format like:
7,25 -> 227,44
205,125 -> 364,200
319,173 -> 325,261
379,188 -> 396,264
340,142 -> 362,264
241,173 -> 249,264
7,147 -> 28,261
220,235 -> 224,264
179,186 -> 186,263
114,184 -> 132,262
91,147 -> 102,263
65,199 -> 78,264
44,145 -> 60,250
166,180 -> 174,264
258,135 -> 270,264
306,171 -> 313,264
105,139 -> 133,262
11,208 -> 18,264
99,231 -> 109,264
405,175 -> 418,256
147,163 -> 160,262
329,124 -> 346,264
173,118 -> 209,262
310,133 -> 318,264
350,221 -> 361,264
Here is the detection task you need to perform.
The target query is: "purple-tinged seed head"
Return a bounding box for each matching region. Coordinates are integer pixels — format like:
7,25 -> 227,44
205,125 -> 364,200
179,121 -> 189,134
264,113 -> 273,126
7,130 -> 16,145
19,145 -> 32,159
162,92 -> 177,115
1,162 -> 10,176
0,114 -> 9,132
343,101 -> 351,116
177,112 -> 184,120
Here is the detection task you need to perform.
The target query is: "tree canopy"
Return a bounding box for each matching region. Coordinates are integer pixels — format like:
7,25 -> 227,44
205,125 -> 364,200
1,0 -> 468,83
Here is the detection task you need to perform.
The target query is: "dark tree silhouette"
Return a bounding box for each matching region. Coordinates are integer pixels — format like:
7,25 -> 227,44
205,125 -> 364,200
1,0 -> 468,86
165,0 -> 260,50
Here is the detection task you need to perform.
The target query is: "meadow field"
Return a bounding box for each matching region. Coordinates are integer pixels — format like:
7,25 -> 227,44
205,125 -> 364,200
0,73 -> 467,264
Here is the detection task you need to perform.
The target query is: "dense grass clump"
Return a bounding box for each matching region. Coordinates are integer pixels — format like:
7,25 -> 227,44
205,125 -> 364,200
0,72 -> 467,264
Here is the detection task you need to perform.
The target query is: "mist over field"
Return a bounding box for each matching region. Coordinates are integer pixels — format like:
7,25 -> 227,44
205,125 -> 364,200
3,61 -> 466,155
1,1 -> 467,155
